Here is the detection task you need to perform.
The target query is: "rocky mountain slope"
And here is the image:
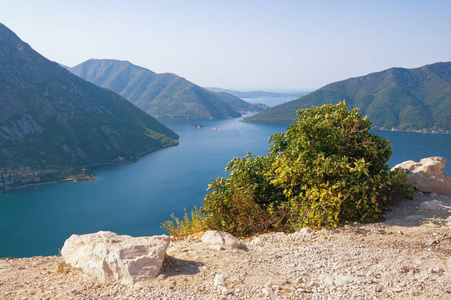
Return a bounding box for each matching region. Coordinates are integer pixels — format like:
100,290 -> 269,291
69,59 -> 268,119
244,62 -> 451,132
0,23 -> 179,189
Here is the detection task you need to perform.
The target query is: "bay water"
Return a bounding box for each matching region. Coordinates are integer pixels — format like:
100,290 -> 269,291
1,97 -> 450,258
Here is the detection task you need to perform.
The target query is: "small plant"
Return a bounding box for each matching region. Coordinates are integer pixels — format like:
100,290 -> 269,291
57,261 -> 71,274
162,207 -> 206,237
56,249 -> 71,274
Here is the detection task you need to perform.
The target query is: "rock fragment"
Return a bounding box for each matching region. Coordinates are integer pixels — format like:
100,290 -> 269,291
419,199 -> 448,210
201,230 -> 246,249
214,273 -> 230,287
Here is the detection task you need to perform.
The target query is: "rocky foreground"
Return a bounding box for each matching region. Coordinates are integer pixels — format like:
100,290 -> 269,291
0,191 -> 450,300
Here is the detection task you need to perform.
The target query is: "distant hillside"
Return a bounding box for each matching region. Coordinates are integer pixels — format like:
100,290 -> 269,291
206,87 -> 309,99
244,62 -> 451,132
0,23 -> 179,190
69,60 -> 268,119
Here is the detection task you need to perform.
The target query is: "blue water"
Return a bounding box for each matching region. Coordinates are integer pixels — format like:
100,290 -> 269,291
0,97 -> 450,258
243,96 -> 298,107
376,130 -> 451,170
0,116 -> 288,258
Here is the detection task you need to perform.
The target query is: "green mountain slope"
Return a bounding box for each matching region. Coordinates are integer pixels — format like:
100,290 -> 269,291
69,59 -> 267,119
244,62 -> 451,132
0,23 -> 179,189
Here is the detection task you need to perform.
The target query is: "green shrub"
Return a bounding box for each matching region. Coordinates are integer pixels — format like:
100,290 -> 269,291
163,101 -> 414,236
268,101 -> 414,226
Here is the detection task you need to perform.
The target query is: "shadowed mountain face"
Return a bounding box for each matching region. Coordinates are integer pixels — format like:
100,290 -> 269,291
244,62 -> 451,132
69,59 -> 268,119
0,23 -> 179,185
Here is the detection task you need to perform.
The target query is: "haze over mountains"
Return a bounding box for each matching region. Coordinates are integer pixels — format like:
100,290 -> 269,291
244,62 -> 451,132
68,59 -> 268,119
0,23 -> 178,189
205,87 -> 309,99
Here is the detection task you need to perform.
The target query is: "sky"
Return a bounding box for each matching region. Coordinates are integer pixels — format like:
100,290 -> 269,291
1,0 -> 450,91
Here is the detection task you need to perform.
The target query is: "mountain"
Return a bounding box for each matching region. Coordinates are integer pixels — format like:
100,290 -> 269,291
244,62 -> 451,132
205,87 -> 309,99
68,60 -> 268,119
0,23 -> 179,189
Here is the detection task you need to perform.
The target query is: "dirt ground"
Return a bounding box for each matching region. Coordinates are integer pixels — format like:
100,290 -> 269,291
1,192 -> 450,299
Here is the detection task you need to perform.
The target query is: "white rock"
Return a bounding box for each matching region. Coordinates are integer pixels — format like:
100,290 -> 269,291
213,273 -> 243,288
250,236 -> 262,246
214,273 -> 230,287
201,230 -> 246,249
61,231 -> 169,285
262,286 -> 274,297
334,275 -> 359,286
418,200 -> 448,211
297,227 -> 313,235
319,274 -> 335,286
392,157 -> 451,195
218,286 -> 229,295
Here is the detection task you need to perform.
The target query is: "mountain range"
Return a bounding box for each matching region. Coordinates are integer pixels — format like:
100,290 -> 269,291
244,62 -> 451,132
68,60 -> 268,119
0,23 -> 179,189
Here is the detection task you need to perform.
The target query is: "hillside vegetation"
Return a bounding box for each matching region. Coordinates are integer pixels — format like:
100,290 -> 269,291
244,62 -> 451,132
69,60 -> 268,119
0,23 -> 178,189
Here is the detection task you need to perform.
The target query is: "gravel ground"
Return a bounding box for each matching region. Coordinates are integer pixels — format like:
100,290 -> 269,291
1,192 -> 451,299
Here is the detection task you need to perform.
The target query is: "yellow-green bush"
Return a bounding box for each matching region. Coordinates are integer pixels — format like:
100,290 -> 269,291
163,101 -> 414,236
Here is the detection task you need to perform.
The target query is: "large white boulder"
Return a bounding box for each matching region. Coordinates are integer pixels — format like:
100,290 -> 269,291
61,231 -> 170,285
391,157 -> 451,195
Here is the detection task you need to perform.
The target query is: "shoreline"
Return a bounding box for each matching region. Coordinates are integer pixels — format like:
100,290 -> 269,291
0,173 -> 97,194
373,127 -> 450,134
240,118 -> 450,134
0,143 -> 179,195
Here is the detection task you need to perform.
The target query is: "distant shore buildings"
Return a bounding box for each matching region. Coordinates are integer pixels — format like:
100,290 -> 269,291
0,167 -> 41,189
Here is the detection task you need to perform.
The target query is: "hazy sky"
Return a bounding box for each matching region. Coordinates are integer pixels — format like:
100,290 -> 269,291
1,0 -> 450,91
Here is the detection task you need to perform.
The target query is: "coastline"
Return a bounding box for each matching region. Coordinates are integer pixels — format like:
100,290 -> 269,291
373,127 -> 450,134
0,173 -> 96,194
0,142 -> 179,195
